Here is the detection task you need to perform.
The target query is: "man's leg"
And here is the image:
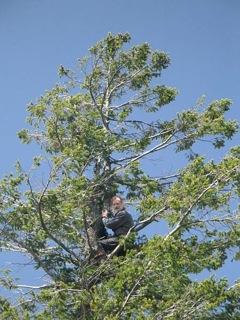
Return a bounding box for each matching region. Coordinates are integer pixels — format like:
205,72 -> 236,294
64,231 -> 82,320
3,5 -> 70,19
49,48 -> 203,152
98,237 -> 119,254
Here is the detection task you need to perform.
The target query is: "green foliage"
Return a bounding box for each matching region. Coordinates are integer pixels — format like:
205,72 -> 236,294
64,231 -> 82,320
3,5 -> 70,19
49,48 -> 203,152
0,33 -> 239,319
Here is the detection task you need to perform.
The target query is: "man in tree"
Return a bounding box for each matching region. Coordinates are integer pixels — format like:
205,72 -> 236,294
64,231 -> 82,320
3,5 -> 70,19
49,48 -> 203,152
99,195 -> 134,253
0,33 -> 239,319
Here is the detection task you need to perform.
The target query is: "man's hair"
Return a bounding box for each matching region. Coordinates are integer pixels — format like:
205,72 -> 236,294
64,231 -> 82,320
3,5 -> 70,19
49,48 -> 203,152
110,195 -> 124,204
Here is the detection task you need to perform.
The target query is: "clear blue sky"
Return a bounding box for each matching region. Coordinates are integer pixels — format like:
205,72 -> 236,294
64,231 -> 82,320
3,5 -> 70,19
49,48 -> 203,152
0,0 -> 239,296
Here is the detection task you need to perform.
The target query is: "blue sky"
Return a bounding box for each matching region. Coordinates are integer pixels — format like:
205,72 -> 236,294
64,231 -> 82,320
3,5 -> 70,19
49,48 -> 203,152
0,0 -> 240,296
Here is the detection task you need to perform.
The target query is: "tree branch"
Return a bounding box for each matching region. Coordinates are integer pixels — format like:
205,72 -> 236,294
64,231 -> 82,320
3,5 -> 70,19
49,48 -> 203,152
27,168 -> 81,265
165,167 -> 238,240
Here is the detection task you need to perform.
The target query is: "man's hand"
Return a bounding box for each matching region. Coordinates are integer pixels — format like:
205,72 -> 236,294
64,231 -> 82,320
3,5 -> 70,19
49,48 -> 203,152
101,209 -> 108,218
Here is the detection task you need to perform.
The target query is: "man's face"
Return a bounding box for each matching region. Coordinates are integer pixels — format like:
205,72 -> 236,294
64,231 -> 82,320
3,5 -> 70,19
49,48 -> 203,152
111,198 -> 124,213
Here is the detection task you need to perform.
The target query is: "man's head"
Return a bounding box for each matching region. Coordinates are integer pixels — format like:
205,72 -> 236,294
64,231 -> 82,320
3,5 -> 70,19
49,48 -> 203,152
110,196 -> 124,213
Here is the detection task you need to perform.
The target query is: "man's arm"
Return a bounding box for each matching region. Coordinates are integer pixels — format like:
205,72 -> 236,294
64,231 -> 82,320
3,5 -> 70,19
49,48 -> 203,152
102,210 -> 132,230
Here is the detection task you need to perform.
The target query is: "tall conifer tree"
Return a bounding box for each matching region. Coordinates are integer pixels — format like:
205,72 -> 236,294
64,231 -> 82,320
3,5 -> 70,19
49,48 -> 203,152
0,33 -> 240,319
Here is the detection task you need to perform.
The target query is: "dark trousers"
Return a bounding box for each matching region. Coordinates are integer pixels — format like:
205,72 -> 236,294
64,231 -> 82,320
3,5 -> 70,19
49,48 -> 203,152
98,236 -> 129,256
98,237 -> 118,253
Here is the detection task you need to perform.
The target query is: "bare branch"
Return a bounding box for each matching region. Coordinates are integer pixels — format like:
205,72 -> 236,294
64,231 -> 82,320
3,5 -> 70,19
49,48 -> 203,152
14,283 -> 53,290
115,132 -> 176,164
108,65 -> 148,99
165,166 -> 238,240
0,245 -> 28,253
116,272 -> 145,317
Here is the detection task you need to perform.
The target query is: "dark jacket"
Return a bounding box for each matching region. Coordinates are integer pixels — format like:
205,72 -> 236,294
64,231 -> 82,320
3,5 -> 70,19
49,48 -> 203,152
102,208 -> 134,236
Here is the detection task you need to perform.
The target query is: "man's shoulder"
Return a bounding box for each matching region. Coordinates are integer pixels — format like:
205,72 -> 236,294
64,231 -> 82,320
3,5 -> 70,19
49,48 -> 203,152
118,208 -> 130,215
119,209 -> 134,221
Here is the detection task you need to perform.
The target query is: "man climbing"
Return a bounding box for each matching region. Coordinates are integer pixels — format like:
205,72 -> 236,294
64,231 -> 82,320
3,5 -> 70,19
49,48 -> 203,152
99,195 -> 134,254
